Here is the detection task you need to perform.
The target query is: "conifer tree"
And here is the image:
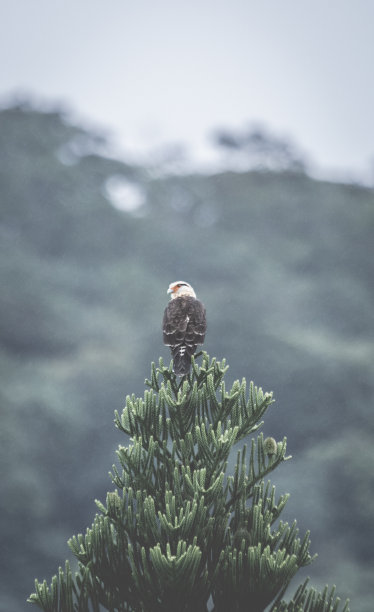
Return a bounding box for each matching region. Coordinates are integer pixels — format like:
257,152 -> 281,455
28,354 -> 349,611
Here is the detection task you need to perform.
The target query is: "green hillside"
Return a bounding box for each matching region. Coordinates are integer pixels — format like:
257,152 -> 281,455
1,106 -> 373,610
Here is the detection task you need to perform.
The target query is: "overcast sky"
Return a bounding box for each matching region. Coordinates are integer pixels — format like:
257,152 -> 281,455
1,0 -> 373,182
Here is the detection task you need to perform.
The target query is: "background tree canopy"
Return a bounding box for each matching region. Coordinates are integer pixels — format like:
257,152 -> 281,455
1,105 -> 373,611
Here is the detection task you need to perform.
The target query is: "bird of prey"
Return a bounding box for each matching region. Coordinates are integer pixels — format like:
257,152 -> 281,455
163,281 -> 207,376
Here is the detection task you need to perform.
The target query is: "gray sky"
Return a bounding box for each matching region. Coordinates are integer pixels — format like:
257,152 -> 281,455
1,0 -> 373,182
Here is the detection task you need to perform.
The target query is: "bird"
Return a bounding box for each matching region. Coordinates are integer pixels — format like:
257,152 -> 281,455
163,281 -> 207,376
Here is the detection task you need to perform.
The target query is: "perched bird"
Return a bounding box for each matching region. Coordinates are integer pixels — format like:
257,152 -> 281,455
163,281 -> 207,376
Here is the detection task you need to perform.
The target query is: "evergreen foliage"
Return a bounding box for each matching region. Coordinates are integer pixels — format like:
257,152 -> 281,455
28,354 -> 349,611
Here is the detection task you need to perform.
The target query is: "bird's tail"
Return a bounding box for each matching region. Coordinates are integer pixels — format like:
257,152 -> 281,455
172,346 -> 192,376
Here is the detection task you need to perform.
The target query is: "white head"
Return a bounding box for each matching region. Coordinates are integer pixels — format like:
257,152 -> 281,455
167,281 -> 196,299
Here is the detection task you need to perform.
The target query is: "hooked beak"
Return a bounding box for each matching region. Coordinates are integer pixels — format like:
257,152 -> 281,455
167,287 -> 173,294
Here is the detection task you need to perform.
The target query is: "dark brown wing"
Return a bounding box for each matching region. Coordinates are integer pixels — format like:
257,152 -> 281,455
163,296 -> 206,347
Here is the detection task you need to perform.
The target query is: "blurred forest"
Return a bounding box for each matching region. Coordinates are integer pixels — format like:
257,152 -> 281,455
1,105 -> 373,611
